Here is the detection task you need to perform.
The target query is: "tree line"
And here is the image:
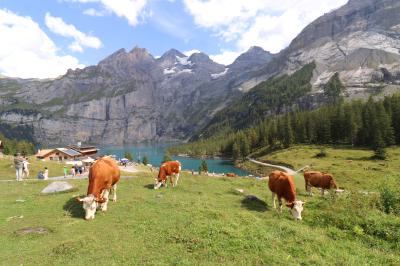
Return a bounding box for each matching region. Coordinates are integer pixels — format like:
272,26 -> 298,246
169,93 -> 400,160
0,133 -> 36,156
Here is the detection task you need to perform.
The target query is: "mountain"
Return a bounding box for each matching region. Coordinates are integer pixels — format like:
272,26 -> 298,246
0,46 -> 271,145
1,0 -> 400,145
196,0 -> 400,138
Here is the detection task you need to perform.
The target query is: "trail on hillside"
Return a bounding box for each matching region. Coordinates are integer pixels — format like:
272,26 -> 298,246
247,157 -> 297,175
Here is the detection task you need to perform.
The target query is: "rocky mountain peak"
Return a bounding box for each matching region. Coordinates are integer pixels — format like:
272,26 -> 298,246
160,49 -> 186,59
228,46 -> 273,72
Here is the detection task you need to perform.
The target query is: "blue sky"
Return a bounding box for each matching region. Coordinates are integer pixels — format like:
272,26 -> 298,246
0,0 -> 348,78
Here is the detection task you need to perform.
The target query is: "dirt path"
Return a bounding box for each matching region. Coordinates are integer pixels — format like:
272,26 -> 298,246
247,157 -> 297,175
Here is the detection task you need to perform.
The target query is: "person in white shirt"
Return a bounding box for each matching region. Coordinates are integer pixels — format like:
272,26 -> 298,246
43,167 -> 49,180
22,158 -> 29,179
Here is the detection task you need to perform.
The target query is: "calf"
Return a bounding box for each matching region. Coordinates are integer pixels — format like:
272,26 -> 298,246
303,171 -> 337,196
154,161 -> 181,189
268,170 -> 305,220
77,157 -> 120,220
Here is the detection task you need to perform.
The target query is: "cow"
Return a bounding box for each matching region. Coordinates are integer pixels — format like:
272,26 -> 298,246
76,157 -> 120,220
225,173 -> 236,177
303,171 -> 337,196
268,170 -> 305,220
154,161 -> 181,189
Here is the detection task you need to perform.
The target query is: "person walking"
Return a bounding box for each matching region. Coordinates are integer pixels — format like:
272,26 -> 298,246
70,166 -> 75,176
43,167 -> 49,180
14,153 -> 24,181
63,166 -> 68,178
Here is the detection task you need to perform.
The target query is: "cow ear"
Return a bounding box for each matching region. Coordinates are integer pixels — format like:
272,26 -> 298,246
76,197 -> 83,203
286,203 -> 294,209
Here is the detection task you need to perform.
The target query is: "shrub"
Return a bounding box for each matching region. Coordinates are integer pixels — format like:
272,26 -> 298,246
378,176 -> 400,215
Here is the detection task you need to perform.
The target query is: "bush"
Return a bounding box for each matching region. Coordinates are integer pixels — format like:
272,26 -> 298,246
378,176 -> 400,215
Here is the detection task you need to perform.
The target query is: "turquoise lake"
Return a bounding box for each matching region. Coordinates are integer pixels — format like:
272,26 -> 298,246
100,144 -> 249,176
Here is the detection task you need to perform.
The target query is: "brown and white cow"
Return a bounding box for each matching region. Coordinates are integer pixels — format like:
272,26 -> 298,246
77,157 -> 120,220
303,171 -> 337,196
154,161 -> 181,189
268,170 -> 305,220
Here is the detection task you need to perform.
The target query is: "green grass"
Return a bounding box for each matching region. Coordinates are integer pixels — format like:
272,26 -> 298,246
0,156 -> 144,180
255,145 -> 400,190
0,169 -> 399,265
0,156 -> 66,180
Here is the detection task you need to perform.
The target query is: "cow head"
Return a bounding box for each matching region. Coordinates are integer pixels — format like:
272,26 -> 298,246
330,179 -> 338,189
286,200 -> 305,220
76,195 -> 105,220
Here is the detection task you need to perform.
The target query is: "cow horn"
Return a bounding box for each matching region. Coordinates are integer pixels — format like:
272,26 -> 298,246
76,197 -> 83,202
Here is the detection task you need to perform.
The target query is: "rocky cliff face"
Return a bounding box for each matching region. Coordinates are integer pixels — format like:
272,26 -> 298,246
0,46 -> 271,145
272,0 -> 400,98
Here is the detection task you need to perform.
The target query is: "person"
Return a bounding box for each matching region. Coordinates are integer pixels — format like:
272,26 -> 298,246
22,158 -> 29,179
70,166 -> 75,176
43,167 -> 49,180
63,166 -> 68,178
37,171 -> 44,180
14,153 -> 24,181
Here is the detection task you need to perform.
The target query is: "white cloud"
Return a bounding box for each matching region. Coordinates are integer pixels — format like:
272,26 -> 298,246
66,0 -> 149,26
183,49 -> 200,56
210,50 -> 241,65
183,0 -> 348,54
45,13 -> 102,53
0,9 -> 84,79
83,8 -> 108,17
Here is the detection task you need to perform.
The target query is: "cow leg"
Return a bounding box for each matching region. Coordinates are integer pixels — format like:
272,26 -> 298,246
321,189 -> 325,196
169,175 -> 174,187
111,184 -> 117,202
271,192 -> 276,209
278,198 -> 283,213
100,189 -> 110,211
307,184 -> 313,196
174,173 -> 180,187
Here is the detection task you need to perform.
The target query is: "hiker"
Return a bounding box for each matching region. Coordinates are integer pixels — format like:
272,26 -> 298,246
22,158 -> 29,179
43,167 -> 49,180
14,153 -> 24,181
63,166 -> 68,178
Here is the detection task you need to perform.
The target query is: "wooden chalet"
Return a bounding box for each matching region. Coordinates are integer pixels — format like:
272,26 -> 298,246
36,148 -> 82,161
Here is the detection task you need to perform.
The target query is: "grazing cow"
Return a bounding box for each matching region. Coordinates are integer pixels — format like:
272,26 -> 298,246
226,173 -> 236,177
268,170 -> 305,220
154,161 -> 181,189
303,171 -> 337,196
77,157 -> 120,220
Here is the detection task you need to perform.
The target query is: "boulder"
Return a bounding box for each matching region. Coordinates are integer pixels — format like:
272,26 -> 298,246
41,181 -> 75,194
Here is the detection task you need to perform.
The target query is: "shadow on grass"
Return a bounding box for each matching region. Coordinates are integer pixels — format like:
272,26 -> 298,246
63,197 -> 85,219
241,195 -> 269,212
143,184 -> 155,190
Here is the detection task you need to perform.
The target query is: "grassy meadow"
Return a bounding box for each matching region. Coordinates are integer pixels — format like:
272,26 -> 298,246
1,147 -> 400,265
0,156 -> 145,181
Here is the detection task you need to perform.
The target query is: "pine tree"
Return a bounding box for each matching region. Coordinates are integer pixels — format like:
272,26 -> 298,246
200,160 -> 208,173
163,151 -> 172,163
282,116 -> 294,148
124,151 -> 134,161
324,72 -> 344,104
373,132 -> 387,160
232,141 -> 241,161
142,155 -> 149,165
